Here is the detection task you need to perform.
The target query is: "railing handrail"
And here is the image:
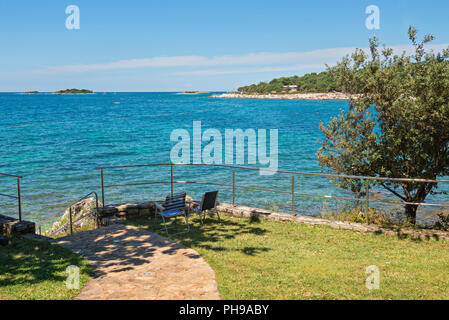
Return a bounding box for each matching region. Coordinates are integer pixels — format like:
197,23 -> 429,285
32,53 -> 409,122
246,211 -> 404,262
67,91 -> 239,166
96,163 -> 449,184
0,193 -> 19,199
0,173 -> 22,221
0,173 -> 23,179
97,163 -> 449,219
37,191 -> 99,235
100,179 -> 449,208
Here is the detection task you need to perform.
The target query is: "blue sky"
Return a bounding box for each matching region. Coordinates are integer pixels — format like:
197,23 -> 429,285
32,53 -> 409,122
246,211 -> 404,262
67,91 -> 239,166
1,0 -> 449,91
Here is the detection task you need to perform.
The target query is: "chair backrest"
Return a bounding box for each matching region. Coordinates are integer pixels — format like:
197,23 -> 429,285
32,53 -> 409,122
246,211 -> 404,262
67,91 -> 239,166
164,192 -> 186,212
201,191 -> 219,211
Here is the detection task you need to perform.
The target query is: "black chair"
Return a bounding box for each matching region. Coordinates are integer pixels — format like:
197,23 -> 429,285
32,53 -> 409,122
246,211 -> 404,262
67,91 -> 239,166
189,191 -> 220,225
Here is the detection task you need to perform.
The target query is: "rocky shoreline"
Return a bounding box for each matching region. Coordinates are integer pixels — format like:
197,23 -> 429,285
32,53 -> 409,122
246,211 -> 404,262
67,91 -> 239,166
210,92 -> 354,100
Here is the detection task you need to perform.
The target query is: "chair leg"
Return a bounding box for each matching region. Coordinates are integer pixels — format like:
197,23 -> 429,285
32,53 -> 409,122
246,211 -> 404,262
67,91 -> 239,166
161,214 -> 169,235
153,204 -> 158,220
215,208 -> 221,223
185,212 -> 190,232
198,210 -> 204,226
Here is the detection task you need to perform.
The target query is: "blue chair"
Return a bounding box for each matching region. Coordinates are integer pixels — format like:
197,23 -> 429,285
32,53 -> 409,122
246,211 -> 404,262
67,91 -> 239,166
154,192 -> 189,234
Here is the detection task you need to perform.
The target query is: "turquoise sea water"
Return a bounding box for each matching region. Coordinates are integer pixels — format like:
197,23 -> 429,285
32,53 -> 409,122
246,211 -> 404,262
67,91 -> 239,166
0,92 -> 446,223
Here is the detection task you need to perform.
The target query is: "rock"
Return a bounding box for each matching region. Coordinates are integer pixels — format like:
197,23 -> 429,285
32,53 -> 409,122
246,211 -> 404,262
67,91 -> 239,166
139,208 -> 151,216
127,208 -> 139,216
0,214 -> 16,235
116,203 -> 139,212
210,92 -> 357,100
137,201 -> 154,209
97,205 -> 118,215
0,214 -> 35,236
3,220 -> 35,236
0,236 -> 9,246
45,197 -> 101,237
96,201 -> 156,223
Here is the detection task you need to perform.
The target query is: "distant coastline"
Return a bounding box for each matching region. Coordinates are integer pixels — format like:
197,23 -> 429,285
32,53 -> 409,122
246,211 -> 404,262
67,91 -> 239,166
176,91 -> 208,95
210,92 -> 354,100
18,89 -> 95,95
19,91 -> 40,95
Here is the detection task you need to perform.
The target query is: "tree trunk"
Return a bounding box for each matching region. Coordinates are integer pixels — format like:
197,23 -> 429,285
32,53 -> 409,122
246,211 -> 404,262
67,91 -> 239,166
404,203 -> 418,225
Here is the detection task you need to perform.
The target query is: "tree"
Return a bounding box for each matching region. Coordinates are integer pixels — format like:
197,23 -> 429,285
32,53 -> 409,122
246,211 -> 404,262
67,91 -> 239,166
317,27 -> 449,224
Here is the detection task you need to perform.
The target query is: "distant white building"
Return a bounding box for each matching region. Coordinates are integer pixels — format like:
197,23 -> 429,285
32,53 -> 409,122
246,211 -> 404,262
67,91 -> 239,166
283,85 -> 298,91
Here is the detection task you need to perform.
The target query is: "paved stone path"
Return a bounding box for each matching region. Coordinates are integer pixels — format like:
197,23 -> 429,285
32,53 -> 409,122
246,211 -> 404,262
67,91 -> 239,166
53,224 -> 220,300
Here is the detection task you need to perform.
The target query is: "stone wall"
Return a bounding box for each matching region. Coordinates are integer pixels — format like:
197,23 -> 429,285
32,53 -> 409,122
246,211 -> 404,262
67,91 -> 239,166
0,214 -> 35,236
216,202 -> 449,241
97,201 -> 156,225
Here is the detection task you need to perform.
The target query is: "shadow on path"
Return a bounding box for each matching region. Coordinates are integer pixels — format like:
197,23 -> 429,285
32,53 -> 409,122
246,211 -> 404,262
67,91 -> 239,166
53,224 -> 220,300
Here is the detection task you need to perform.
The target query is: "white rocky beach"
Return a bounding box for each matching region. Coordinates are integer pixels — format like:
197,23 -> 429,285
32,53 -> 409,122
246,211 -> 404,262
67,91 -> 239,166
210,92 -> 353,100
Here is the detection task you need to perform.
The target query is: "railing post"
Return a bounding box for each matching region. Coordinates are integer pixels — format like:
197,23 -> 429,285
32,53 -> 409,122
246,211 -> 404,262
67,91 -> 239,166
292,175 -> 295,215
365,179 -> 370,222
17,177 -> 22,222
170,165 -> 174,196
101,169 -> 105,208
95,194 -> 100,229
232,168 -> 236,206
69,207 -> 73,235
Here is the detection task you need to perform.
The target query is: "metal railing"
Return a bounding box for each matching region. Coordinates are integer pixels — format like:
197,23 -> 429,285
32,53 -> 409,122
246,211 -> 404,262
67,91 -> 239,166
37,191 -> 99,236
0,173 -> 23,221
96,163 -> 449,215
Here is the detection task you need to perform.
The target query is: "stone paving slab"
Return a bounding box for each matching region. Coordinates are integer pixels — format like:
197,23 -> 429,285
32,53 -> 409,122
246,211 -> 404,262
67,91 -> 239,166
53,224 -> 220,300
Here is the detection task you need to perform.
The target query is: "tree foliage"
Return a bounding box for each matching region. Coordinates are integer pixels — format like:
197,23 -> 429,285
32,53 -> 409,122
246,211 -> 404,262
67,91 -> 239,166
317,27 -> 449,224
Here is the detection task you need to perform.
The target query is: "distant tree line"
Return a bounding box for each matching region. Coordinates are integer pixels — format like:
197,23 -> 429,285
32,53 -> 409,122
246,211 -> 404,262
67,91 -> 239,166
237,71 -> 342,94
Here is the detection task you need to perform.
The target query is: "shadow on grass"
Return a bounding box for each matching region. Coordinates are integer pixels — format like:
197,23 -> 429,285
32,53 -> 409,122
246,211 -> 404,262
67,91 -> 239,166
371,226 -> 445,242
125,212 -> 271,256
0,237 -> 90,289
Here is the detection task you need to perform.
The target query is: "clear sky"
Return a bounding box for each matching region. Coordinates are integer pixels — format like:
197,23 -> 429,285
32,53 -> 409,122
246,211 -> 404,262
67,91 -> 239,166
1,0 -> 449,92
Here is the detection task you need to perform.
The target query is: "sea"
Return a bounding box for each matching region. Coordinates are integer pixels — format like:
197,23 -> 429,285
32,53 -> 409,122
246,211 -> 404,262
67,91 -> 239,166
0,92 -> 446,224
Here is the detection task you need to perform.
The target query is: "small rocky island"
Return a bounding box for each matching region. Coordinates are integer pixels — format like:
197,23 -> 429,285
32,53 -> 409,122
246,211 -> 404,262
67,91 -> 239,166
20,91 -> 40,94
19,89 -> 95,95
176,91 -> 207,95
51,89 -> 95,95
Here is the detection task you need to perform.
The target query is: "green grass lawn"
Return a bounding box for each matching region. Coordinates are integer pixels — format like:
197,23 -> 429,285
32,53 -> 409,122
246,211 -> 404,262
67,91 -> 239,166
126,213 -> 449,300
0,237 -> 91,300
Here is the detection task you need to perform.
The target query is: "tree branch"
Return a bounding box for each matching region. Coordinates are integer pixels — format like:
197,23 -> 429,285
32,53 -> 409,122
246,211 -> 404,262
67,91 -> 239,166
380,183 -> 407,201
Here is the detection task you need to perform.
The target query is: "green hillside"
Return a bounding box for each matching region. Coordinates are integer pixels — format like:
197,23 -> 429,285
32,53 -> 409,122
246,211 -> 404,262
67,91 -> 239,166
237,71 -> 341,94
